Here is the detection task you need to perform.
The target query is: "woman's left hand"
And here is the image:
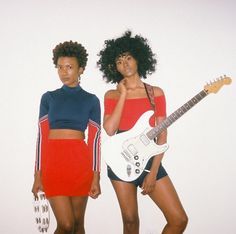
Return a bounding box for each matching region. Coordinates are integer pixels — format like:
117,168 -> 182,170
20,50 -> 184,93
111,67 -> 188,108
141,173 -> 156,195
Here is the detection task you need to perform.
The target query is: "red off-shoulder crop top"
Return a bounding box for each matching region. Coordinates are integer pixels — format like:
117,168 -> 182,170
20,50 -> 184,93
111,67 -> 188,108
104,95 -> 166,131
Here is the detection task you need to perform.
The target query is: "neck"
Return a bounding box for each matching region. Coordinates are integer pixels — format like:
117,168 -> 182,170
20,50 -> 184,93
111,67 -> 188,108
124,76 -> 143,90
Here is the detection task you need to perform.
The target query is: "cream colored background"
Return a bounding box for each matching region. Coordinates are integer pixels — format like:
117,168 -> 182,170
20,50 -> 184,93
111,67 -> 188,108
0,0 -> 235,233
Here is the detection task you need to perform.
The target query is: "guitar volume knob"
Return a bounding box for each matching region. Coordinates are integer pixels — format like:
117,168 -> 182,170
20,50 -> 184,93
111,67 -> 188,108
135,169 -> 140,174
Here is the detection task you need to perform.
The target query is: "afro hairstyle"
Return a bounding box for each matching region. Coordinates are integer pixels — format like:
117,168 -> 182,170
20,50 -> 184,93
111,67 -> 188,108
52,40 -> 88,69
97,30 -> 157,83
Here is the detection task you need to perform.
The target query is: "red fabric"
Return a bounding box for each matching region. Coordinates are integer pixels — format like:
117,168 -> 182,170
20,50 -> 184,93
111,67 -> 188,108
35,117 -> 49,171
41,139 -> 93,197
104,95 -> 166,131
87,120 -> 101,172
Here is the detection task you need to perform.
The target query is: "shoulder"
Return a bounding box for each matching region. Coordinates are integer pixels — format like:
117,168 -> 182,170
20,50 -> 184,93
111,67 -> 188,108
104,89 -> 119,99
41,87 -> 66,102
80,88 -> 100,105
152,86 -> 165,97
45,87 -> 62,96
81,88 -> 98,99
41,91 -> 50,100
41,88 -> 61,98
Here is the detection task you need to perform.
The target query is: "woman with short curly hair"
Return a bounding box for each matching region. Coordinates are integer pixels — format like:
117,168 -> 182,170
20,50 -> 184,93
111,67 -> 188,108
98,31 -> 188,234
32,41 -> 101,234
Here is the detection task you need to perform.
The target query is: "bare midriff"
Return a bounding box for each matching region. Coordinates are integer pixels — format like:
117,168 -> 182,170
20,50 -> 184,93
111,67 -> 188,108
48,129 -> 85,139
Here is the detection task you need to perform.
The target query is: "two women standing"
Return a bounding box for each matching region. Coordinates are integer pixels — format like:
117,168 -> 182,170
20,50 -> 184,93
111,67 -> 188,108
32,31 -> 187,234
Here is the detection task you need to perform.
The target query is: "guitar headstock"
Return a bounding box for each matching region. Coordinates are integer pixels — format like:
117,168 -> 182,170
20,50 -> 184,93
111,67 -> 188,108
204,75 -> 232,94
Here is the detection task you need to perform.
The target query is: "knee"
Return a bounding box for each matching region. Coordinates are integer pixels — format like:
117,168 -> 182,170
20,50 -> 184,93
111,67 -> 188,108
171,213 -> 188,231
57,220 -> 74,233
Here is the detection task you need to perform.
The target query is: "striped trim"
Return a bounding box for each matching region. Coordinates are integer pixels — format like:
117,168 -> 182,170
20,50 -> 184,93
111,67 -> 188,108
88,119 -> 101,172
35,115 -> 48,171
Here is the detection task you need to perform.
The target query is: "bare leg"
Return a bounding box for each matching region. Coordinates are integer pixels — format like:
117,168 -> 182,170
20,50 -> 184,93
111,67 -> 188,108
148,176 -> 188,234
111,180 -> 139,234
49,196 -> 75,234
71,196 -> 88,234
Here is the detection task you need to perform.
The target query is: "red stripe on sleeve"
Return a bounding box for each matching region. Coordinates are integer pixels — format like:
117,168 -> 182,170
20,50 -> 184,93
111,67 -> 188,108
35,115 -> 49,171
87,120 -> 101,172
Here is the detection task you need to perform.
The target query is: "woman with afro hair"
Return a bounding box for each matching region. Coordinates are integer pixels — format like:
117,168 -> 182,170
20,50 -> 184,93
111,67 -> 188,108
97,31 -> 188,234
32,41 -> 101,234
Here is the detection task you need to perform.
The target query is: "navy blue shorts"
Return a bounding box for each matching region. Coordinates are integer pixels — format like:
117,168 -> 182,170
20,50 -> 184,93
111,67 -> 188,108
107,158 -> 168,187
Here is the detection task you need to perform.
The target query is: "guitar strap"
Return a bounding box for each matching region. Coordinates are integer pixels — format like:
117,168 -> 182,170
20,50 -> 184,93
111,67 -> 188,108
144,82 -> 158,142
143,82 -> 156,112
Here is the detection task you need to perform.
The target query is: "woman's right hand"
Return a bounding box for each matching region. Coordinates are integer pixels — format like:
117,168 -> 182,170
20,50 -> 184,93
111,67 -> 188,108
31,172 -> 43,199
117,79 -> 127,96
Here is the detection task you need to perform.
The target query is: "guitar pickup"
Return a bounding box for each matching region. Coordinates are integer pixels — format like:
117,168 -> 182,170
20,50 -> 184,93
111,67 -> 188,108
139,134 -> 150,146
127,144 -> 138,155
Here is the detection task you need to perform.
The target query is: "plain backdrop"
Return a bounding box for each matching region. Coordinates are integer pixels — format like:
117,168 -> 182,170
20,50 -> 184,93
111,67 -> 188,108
0,0 -> 235,233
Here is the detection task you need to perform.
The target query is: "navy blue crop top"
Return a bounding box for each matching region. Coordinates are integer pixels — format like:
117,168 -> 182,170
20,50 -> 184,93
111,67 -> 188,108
39,85 -> 101,131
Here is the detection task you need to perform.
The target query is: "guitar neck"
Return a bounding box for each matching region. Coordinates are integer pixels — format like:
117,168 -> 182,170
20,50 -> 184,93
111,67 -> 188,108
147,89 -> 208,140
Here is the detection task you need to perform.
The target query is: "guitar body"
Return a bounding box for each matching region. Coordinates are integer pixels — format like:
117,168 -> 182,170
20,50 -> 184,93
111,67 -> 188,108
102,111 -> 169,182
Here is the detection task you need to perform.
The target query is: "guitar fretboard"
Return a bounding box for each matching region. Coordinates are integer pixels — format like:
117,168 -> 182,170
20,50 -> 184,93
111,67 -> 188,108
146,90 -> 208,140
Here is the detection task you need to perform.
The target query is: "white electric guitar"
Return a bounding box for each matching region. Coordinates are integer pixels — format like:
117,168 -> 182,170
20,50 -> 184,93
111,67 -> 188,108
102,76 -> 232,182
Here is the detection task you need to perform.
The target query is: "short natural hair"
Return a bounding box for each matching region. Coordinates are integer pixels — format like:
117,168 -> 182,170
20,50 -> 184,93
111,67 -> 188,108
52,41 -> 88,68
97,31 -> 157,83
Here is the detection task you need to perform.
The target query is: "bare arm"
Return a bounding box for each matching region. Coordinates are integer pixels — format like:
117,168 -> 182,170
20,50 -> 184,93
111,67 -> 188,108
141,86 -> 168,194
141,118 -> 167,195
103,80 -> 127,136
32,170 -> 44,198
148,86 -> 167,175
149,116 -> 167,176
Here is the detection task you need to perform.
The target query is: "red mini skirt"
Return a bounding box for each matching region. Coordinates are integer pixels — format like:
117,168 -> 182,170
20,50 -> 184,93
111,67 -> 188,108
41,139 -> 93,198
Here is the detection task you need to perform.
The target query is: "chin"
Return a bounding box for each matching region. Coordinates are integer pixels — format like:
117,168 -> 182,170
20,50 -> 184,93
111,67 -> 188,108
63,81 -> 71,85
